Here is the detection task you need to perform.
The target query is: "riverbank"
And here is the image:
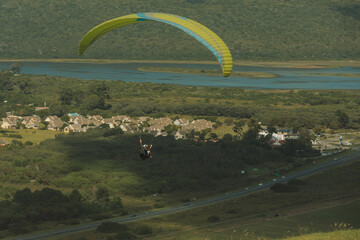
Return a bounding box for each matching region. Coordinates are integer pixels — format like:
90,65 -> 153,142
306,73 -> 360,78
1,59 -> 360,68
137,67 -> 279,78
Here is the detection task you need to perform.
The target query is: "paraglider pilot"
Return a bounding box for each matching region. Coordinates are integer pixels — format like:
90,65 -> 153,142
139,138 -> 152,160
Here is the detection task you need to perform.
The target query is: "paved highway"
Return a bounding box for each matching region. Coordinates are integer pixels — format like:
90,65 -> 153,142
11,150 -> 360,240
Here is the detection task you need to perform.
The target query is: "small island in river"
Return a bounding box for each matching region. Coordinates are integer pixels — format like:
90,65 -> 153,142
137,67 -> 280,78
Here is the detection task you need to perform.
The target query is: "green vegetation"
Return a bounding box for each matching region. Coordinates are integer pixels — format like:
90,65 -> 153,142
0,129 -> 58,144
0,188 -> 122,234
0,124 -> 320,236
53,160 -> 360,240
136,160 -> 360,240
0,0 -> 359,61
285,229 -> 360,240
1,72 -> 360,131
0,72 -> 359,237
138,67 -> 279,78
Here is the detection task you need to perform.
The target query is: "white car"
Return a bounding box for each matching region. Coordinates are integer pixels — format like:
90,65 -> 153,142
273,179 -> 277,181
259,183 -> 263,186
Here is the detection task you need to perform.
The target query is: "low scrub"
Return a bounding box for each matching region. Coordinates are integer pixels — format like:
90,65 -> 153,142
207,216 -> 220,223
270,183 -> 300,193
96,222 -> 129,233
133,224 -> 153,235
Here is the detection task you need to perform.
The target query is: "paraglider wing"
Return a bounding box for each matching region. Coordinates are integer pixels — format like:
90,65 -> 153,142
78,13 -> 233,77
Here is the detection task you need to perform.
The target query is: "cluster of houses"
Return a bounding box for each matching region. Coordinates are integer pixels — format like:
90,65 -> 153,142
0,113 -> 215,140
258,128 -> 298,148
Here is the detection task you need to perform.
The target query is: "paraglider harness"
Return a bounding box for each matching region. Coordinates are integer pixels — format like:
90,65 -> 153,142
139,138 -> 152,160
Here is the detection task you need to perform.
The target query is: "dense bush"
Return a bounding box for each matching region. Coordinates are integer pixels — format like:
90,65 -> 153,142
96,222 -> 128,233
133,224 -> 153,235
288,179 -> 307,186
207,216 -> 220,223
0,188 -> 121,231
270,183 -> 300,193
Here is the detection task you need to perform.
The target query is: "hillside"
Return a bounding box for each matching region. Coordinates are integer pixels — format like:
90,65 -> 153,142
285,229 -> 360,240
0,0 -> 359,61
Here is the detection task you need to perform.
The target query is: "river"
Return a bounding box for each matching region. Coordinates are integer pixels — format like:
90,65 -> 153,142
0,61 -> 359,89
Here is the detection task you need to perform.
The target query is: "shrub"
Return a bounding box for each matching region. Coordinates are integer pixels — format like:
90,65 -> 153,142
8,134 -> 22,138
288,179 -> 306,186
153,203 -> 164,208
270,183 -> 300,193
180,198 -> 190,203
225,209 -> 237,214
96,222 -> 128,233
90,213 -> 112,221
61,219 -> 80,225
104,128 -> 123,137
207,216 -> 220,223
133,224 -> 153,235
108,231 -> 136,240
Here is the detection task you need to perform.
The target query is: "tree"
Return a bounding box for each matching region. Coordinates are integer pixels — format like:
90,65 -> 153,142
209,132 -> 218,141
59,88 -> 83,106
13,188 -> 32,206
266,121 -> 277,135
233,120 -> 245,135
98,123 -> 110,129
224,118 -> 233,126
247,117 -> 260,130
298,128 -> 313,149
0,72 -> 14,90
21,107 -> 35,116
38,122 -> 47,130
60,115 -> 70,122
335,110 -> 349,128
90,82 -> 110,99
19,80 -> 32,94
186,129 -> 196,140
242,127 -> 260,145
49,103 -> 65,117
109,197 -> 123,213
213,120 -> 222,128
81,95 -> 106,111
36,109 -> 50,119
164,124 -> 179,135
10,62 -> 22,74
313,126 -> 325,136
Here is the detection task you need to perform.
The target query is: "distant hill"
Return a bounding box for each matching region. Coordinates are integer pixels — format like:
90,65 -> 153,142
0,0 -> 359,61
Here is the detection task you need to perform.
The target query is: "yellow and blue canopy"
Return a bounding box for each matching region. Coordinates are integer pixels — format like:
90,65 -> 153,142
79,13 -> 233,77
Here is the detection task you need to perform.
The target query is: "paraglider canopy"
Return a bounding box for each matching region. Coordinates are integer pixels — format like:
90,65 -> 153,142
78,13 -> 233,77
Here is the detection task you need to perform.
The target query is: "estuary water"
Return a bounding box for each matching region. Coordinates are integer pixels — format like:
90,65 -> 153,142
0,61 -> 359,89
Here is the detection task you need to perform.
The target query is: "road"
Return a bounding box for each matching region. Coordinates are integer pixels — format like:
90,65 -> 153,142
11,150 -> 360,240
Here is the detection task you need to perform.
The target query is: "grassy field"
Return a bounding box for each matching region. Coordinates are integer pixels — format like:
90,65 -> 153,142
285,229 -> 360,240
0,129 -> 59,144
50,158 -> 360,240
183,200 -> 360,240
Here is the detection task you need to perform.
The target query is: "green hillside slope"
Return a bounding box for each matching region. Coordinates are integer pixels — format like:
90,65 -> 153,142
285,229 -> 360,240
0,0 -> 359,61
